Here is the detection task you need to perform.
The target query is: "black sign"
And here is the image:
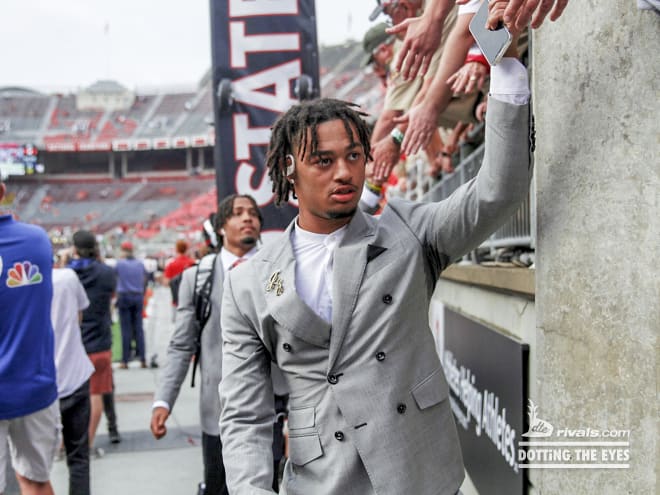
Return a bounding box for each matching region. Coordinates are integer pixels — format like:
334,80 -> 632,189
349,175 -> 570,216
443,308 -> 528,495
210,0 -> 320,232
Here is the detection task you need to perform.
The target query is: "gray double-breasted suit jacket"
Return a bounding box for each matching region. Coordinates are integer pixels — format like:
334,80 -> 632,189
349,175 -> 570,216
156,254 -> 224,435
219,99 -> 532,495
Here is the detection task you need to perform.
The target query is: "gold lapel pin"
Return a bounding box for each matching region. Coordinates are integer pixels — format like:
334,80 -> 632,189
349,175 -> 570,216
266,270 -> 284,296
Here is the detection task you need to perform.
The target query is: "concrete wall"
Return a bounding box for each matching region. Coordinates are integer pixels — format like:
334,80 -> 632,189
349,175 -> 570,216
533,2 -> 658,494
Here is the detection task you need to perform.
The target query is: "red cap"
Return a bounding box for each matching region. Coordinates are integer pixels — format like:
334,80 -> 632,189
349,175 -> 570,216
120,241 -> 134,251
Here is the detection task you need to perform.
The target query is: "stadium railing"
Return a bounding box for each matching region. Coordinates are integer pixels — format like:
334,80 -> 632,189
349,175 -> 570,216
419,143 -> 535,250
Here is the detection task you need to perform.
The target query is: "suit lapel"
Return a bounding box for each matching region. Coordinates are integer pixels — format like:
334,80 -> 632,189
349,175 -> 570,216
366,244 -> 387,262
261,223 -> 331,349
328,209 -> 377,370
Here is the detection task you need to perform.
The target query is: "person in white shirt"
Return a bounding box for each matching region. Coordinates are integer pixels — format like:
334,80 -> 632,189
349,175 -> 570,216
51,263 -> 94,495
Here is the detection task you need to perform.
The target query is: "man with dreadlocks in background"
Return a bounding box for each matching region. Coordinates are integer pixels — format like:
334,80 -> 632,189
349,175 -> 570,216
218,34 -> 533,493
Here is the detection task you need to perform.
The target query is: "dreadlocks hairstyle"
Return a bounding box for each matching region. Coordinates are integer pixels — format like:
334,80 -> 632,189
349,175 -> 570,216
265,98 -> 372,206
214,194 -> 263,244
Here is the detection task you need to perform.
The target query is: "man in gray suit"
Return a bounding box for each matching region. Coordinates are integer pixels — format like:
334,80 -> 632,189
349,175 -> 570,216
150,194 -> 263,495
219,50 -> 533,494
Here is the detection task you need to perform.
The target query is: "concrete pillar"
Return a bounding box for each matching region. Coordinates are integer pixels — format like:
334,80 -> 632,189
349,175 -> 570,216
121,153 -> 128,177
186,148 -> 193,173
198,148 -> 205,169
108,152 -> 115,178
533,2 -> 658,494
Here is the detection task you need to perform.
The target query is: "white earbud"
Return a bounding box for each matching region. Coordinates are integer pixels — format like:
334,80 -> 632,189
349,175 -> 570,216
220,228 -> 226,236
285,154 -> 296,177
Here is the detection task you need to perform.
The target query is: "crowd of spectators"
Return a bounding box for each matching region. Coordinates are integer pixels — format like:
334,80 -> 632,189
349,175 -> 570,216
359,0 -> 541,208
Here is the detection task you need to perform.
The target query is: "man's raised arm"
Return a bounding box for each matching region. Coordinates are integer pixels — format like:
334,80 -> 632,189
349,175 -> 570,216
392,55 -> 533,272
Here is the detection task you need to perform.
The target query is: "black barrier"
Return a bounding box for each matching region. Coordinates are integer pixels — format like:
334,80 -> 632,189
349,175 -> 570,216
210,0 -> 320,231
443,308 -> 528,495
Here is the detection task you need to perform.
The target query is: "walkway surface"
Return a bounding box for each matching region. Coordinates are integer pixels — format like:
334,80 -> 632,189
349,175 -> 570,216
4,285 -> 479,495
7,286 -> 206,495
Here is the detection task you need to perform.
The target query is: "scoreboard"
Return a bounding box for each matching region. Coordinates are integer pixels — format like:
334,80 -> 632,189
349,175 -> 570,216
0,143 -> 44,177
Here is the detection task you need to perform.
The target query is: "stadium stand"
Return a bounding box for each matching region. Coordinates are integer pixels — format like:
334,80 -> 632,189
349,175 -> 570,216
0,40 -> 385,247
136,93 -> 196,138
174,86 -> 214,137
95,95 -> 157,142
0,179 -> 42,214
130,176 -> 214,202
39,179 -> 135,203
4,174 -> 216,236
319,43 -> 384,121
0,88 -> 52,142
45,95 -> 104,142
138,186 -> 217,237
0,40 -> 455,245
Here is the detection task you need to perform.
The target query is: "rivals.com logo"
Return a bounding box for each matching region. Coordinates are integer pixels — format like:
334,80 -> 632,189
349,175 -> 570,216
518,400 -> 630,469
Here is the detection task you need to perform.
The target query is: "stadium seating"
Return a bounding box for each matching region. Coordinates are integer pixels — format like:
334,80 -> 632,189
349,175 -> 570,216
0,39 -> 381,152
6,175 -> 216,236
45,95 -> 103,142
136,93 -> 196,138
1,40 -> 388,240
174,87 -> 214,137
0,93 -> 52,142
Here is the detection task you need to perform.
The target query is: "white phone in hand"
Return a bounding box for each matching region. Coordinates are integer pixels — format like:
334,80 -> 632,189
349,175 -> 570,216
469,0 -> 512,66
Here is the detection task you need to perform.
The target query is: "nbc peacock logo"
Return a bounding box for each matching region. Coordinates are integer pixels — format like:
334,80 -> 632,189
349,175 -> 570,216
6,261 -> 43,288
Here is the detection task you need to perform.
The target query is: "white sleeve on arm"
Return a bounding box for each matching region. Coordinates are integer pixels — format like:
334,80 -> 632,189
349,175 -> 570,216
152,400 -> 170,411
489,57 -> 530,105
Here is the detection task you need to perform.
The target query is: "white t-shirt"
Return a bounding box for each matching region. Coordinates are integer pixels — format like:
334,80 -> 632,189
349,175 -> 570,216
291,223 -> 347,323
52,268 -> 94,398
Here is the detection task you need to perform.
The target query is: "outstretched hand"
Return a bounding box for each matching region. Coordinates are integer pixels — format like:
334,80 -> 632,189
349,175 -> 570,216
447,62 -> 489,96
393,104 -> 437,157
371,135 -> 402,182
386,14 -> 443,81
487,0 -> 569,32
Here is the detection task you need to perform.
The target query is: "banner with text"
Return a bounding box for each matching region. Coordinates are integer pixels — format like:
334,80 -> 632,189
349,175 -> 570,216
210,0 -> 320,234
443,308 -> 528,495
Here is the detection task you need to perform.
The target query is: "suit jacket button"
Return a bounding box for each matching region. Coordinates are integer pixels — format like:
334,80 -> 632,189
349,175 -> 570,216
282,343 -> 292,352
375,352 -> 386,361
382,294 -> 393,304
397,403 -> 407,414
327,374 -> 338,385
334,431 -> 344,441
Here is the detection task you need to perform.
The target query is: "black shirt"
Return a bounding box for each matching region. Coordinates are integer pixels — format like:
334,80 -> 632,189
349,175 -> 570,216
72,260 -> 117,354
